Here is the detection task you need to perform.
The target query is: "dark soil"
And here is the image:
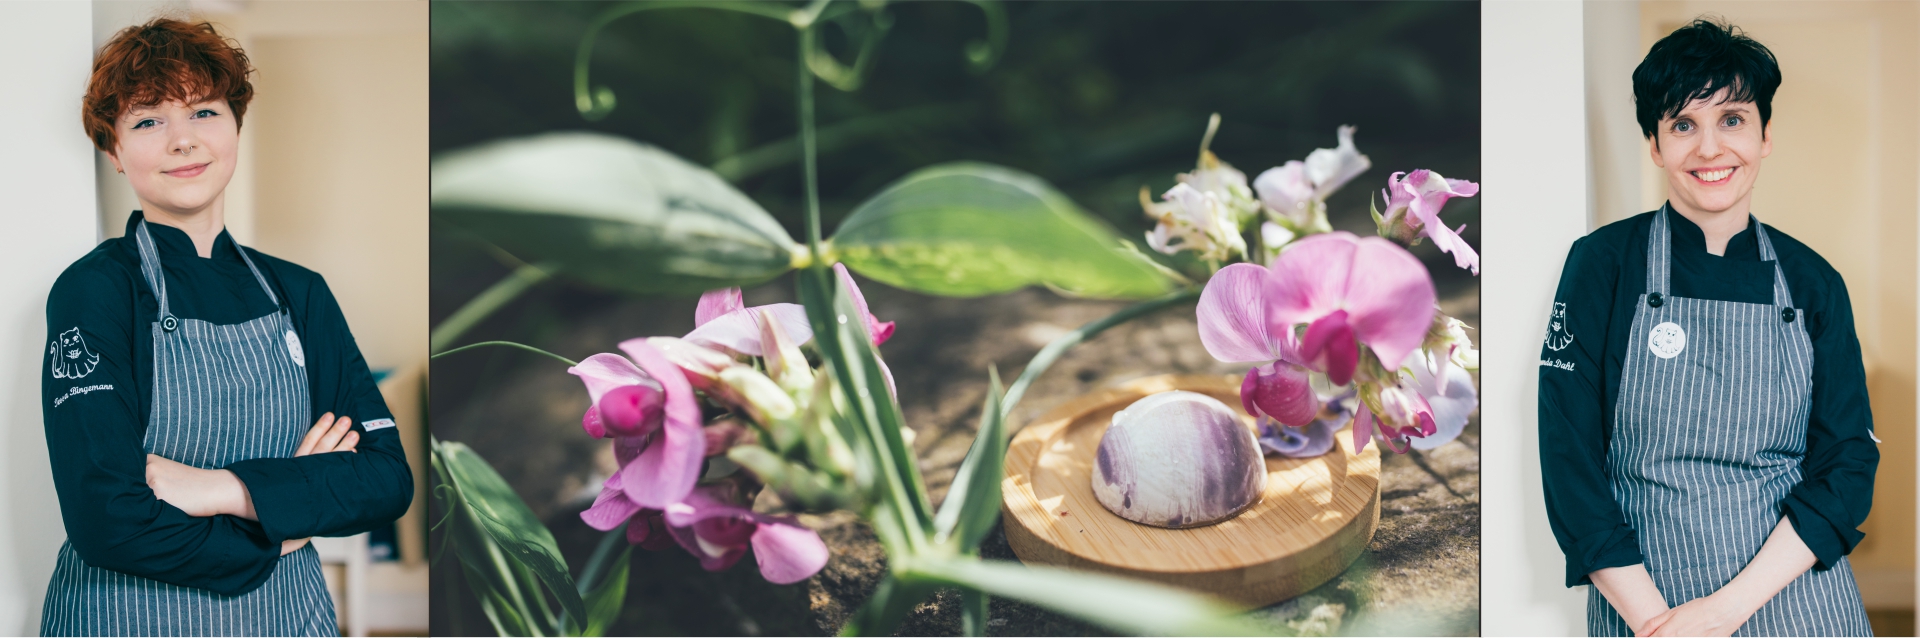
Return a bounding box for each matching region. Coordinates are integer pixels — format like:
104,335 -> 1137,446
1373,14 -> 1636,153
430,255 -> 1479,636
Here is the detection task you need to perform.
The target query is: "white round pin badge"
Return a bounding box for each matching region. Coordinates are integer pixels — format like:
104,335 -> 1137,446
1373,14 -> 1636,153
1648,322 -> 1686,359
285,330 -> 306,367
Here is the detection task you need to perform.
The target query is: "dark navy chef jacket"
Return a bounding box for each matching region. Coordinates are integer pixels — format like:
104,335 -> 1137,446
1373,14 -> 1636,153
41,211 -> 413,597
1538,209 -> 1879,588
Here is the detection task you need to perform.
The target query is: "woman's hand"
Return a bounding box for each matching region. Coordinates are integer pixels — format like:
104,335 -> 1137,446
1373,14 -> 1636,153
297,412 -> 359,456
1638,594 -> 1747,636
147,412 -> 360,521
145,455 -> 248,518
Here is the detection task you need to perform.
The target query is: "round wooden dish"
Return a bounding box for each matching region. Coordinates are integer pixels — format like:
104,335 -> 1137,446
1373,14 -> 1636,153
1000,374 -> 1380,608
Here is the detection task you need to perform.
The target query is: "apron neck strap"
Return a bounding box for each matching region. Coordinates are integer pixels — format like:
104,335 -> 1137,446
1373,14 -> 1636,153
1750,218 -> 1795,308
1646,206 -> 1796,308
134,220 -> 284,329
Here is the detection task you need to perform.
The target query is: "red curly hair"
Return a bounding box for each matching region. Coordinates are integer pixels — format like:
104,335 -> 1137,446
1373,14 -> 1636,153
83,18 -> 256,154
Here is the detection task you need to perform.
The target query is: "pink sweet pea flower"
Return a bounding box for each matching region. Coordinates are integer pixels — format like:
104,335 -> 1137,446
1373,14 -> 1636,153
1406,352 -> 1476,451
1197,263 -> 1319,426
1265,232 -> 1436,384
1352,383 -> 1436,454
567,340 -> 706,510
1381,170 -> 1480,275
663,484 -> 830,584
836,263 -> 894,346
683,289 -> 814,358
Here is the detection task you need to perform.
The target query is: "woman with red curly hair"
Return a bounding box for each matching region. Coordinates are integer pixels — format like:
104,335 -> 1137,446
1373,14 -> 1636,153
39,18 -> 411,636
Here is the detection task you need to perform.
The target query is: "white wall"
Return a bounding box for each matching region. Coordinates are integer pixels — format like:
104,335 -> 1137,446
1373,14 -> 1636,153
1482,1 -> 1592,635
0,3 -> 104,634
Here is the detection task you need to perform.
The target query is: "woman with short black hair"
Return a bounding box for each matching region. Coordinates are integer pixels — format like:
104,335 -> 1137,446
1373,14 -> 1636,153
1540,18 -> 1876,637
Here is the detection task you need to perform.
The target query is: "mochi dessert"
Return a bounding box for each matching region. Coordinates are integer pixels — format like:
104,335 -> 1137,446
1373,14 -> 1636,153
1090,390 -> 1267,528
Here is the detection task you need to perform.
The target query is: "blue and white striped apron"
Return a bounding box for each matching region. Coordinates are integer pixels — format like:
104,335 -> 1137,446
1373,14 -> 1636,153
1587,207 -> 1872,636
40,220 -> 335,636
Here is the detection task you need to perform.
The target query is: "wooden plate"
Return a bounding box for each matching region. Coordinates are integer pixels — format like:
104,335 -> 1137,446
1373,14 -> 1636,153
1000,374 -> 1380,608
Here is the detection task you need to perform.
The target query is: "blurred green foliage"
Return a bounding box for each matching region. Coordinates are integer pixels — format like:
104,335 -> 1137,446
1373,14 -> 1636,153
431,2 -> 1478,308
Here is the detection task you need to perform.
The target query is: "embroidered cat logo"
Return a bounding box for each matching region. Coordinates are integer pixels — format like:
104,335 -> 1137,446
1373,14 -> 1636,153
50,327 -> 100,379
1544,302 -> 1575,352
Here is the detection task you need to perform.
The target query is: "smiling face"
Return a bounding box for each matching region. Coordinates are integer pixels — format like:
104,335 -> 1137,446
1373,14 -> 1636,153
1648,87 -> 1772,218
106,97 -> 239,218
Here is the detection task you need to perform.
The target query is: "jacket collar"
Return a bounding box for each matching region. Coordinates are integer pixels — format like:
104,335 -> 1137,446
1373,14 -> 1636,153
1665,205 -> 1760,261
126,210 -> 242,262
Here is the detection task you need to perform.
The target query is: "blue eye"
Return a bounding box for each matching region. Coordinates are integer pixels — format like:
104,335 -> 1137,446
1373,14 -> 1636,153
194,109 -> 219,118
1674,120 -> 1693,133
131,119 -> 156,130
1722,115 -> 1743,127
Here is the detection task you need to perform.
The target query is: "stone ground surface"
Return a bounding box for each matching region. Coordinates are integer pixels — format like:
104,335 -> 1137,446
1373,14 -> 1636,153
429,258 -> 1480,636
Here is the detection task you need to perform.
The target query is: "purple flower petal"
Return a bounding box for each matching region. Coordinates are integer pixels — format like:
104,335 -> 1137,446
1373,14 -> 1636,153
1299,311 -> 1359,386
568,353 -> 655,406
1257,417 -> 1336,458
1339,237 -> 1436,370
835,263 -> 894,346
615,339 -> 706,509
1241,361 -> 1319,426
750,517 -> 830,584
1264,233 -> 1356,328
597,384 -> 665,438
1352,407 -> 1374,454
1198,263 -> 1293,363
696,288 -> 745,327
1408,355 -> 1477,451
580,471 -> 642,531
683,303 -> 814,357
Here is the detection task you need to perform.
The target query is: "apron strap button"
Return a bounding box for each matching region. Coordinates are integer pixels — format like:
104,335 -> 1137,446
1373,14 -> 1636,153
1647,292 -> 1664,308
1782,307 -> 1796,323
161,315 -> 178,332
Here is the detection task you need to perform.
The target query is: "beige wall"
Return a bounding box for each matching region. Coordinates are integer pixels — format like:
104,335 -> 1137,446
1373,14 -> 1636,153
1592,1 -> 1920,610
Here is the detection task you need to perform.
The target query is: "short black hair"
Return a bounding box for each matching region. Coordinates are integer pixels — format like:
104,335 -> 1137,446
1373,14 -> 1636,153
1632,18 -> 1780,139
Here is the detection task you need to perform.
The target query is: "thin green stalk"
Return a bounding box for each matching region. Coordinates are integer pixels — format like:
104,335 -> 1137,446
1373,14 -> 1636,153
799,26 -> 824,253
430,262 -> 554,354
432,341 -> 578,367
1000,288 -> 1201,416
574,1 -> 796,120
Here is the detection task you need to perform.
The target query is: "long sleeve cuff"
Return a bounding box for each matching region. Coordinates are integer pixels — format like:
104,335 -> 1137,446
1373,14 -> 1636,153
1566,526 -> 1645,587
228,459 -> 319,544
1783,493 -> 1862,570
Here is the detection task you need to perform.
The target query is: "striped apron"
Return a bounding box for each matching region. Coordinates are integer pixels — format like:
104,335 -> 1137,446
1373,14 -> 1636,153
1587,208 -> 1872,636
40,220 -> 336,636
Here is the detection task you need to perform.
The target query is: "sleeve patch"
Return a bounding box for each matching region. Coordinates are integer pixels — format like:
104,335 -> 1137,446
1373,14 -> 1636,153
362,418 -> 396,431
1544,302 -> 1575,351
49,327 -> 101,379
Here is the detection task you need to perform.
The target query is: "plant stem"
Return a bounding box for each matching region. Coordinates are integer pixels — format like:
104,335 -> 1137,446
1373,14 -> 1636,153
799,25 -> 824,255
430,262 -> 554,354
431,341 -> 578,367
1000,288 -> 1201,416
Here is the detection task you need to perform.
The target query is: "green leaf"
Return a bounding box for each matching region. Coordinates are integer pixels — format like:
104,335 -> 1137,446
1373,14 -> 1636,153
907,559 -> 1271,637
796,267 -> 931,551
432,132 -> 800,295
571,547 -> 631,637
831,162 -> 1172,299
932,367 -> 1005,552
434,439 -> 591,629
839,575 -> 937,637
960,587 -> 989,637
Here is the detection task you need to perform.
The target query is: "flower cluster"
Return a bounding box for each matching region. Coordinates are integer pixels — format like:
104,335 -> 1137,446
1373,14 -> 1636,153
1151,122 -> 1480,455
565,264 -> 893,584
